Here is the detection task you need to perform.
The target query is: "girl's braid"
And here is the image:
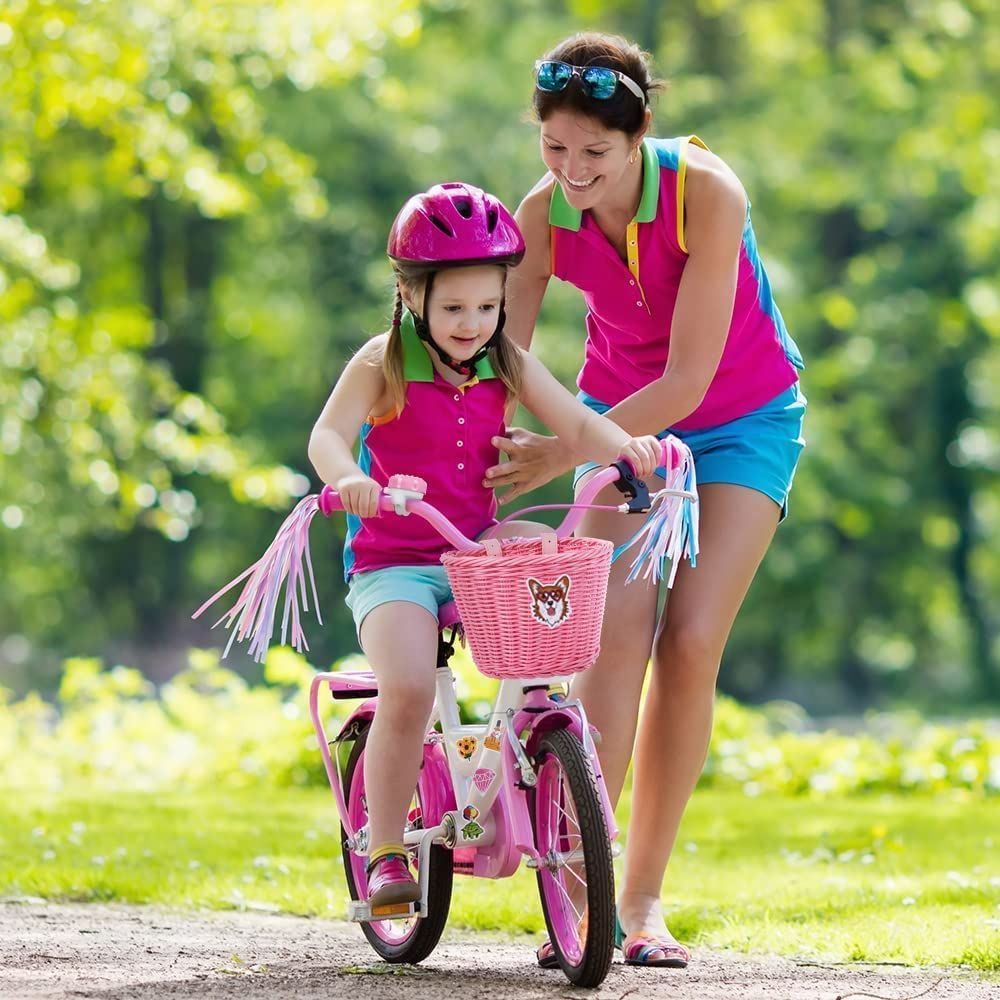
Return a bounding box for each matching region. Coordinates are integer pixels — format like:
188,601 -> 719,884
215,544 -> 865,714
391,284 -> 403,332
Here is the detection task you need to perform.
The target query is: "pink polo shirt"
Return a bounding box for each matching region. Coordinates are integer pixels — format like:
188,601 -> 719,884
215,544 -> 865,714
549,136 -> 804,431
343,311 -> 506,578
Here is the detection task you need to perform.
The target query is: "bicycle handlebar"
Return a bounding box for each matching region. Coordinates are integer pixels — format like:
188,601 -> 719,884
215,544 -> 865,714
318,437 -> 697,551
194,437 -> 699,661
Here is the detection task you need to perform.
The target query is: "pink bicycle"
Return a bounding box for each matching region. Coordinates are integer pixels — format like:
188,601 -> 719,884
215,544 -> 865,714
196,440 -> 698,988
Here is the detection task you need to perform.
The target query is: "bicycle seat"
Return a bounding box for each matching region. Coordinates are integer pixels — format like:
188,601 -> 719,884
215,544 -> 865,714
326,671 -> 379,700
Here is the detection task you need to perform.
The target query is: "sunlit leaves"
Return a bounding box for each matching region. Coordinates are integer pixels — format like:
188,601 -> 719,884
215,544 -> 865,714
0,0 -> 414,667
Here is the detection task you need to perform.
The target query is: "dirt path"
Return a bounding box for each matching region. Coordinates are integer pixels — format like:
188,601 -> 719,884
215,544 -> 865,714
1,901 -> 995,1000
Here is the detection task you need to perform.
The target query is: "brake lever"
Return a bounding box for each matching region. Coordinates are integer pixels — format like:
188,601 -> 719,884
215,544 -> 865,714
611,460 -> 652,513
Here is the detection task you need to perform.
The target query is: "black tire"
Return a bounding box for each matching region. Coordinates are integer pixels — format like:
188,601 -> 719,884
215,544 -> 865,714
531,727 -> 615,987
340,723 -> 453,963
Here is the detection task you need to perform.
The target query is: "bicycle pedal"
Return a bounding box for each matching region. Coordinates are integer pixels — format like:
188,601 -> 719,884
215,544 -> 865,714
348,898 -> 420,922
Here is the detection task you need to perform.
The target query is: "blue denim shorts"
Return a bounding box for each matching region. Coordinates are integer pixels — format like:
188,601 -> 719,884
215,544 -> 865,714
574,383 -> 807,519
346,564 -> 453,637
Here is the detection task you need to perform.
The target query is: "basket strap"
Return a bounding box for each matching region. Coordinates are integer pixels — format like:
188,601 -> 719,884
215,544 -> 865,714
481,538 -> 503,557
480,531 -> 558,558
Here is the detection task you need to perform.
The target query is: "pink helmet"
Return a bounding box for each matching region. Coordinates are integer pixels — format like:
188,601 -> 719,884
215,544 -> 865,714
387,182 -> 525,266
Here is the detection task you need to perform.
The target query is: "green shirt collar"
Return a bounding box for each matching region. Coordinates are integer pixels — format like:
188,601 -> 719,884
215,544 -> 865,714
399,308 -> 497,381
548,138 -> 659,231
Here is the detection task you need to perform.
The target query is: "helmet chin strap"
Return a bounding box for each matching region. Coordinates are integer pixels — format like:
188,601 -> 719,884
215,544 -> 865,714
412,308 -> 506,378
409,270 -> 506,378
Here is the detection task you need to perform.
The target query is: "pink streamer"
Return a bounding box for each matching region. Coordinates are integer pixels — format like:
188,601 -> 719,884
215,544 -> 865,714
618,440 -> 700,588
192,494 -> 325,663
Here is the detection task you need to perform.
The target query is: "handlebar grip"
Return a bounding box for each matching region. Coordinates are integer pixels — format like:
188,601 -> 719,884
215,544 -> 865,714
660,436 -> 682,472
316,479 -> 480,553
318,486 -> 397,517
318,485 -> 339,516
614,437 -> 681,482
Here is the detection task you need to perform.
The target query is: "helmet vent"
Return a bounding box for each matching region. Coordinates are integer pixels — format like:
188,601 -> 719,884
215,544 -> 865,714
453,198 -> 472,219
429,215 -> 454,237
486,207 -> 498,233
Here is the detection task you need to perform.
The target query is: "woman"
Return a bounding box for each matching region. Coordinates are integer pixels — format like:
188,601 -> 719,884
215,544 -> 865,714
489,32 -> 806,968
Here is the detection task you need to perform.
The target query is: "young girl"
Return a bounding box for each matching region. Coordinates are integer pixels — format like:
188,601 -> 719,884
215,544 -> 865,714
308,182 -> 662,908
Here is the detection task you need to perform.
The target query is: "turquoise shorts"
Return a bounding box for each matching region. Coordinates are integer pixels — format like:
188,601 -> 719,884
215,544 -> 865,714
574,382 -> 807,519
346,564 -> 453,637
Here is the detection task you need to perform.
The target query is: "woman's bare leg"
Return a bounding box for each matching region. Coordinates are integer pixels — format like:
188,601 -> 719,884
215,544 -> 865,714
616,483 -> 781,954
568,474 -> 665,810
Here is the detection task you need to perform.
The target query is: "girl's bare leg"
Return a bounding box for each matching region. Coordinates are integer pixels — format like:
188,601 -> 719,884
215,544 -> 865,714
359,602 -> 439,851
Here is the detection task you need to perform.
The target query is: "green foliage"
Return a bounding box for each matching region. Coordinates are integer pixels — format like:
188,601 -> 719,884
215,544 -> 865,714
705,697 -> 1000,797
1,0 -> 998,707
0,0 -> 416,679
2,656 -> 997,797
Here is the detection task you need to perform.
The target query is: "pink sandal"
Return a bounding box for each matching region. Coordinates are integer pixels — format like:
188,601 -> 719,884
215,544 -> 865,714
536,911 -> 588,970
616,917 -> 689,968
536,938 -> 559,969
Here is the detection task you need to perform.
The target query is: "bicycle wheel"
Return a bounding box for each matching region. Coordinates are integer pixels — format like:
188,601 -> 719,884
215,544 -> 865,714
340,723 -> 453,963
531,727 -> 615,987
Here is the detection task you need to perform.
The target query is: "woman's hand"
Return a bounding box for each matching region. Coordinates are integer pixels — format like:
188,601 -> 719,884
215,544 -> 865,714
484,428 -> 574,505
336,473 -> 382,518
618,435 -> 662,480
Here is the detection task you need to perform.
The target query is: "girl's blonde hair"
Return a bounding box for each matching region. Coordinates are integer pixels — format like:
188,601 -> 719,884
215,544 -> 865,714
379,263 -> 523,416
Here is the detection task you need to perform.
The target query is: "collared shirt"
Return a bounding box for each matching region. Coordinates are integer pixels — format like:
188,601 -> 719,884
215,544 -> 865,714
343,310 -> 507,579
550,136 -> 804,431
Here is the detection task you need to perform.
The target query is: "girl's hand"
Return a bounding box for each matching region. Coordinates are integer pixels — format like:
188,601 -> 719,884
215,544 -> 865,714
336,474 -> 382,518
484,428 -> 574,505
618,435 -> 662,480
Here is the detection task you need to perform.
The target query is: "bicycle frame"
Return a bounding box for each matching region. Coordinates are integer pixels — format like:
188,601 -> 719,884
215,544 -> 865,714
310,663 -> 615,875
308,452 -> 696,917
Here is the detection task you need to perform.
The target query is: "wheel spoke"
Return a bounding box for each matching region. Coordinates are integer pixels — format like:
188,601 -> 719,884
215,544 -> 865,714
550,761 -> 587,942
533,732 -> 612,980
554,799 -> 581,835
554,872 -> 584,924
562,857 -> 588,889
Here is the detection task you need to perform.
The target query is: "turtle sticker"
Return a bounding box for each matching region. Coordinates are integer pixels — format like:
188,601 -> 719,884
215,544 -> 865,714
461,820 -> 484,841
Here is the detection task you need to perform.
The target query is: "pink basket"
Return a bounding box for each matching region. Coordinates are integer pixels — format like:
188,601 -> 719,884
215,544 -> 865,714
441,535 -> 613,679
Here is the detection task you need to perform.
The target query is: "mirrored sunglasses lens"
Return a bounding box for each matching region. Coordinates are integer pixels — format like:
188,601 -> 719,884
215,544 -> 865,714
582,67 -> 617,99
537,61 -> 572,91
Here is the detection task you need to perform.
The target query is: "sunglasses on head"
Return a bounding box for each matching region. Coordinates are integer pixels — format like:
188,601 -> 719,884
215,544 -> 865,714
534,60 -> 646,105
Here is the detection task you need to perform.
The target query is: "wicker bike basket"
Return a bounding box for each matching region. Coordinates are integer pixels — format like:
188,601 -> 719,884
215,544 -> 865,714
440,535 -> 613,679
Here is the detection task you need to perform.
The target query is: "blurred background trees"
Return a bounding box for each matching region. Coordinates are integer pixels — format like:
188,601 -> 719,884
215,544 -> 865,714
2,0 -> 998,710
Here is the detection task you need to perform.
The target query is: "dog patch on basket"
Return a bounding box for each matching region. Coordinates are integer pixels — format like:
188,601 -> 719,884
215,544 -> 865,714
527,575 -> 572,629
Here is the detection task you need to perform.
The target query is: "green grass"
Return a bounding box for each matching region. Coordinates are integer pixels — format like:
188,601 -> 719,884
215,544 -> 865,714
2,788 -> 997,971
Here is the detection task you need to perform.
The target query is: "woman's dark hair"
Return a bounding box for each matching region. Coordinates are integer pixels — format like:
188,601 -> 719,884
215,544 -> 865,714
532,32 -> 663,135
